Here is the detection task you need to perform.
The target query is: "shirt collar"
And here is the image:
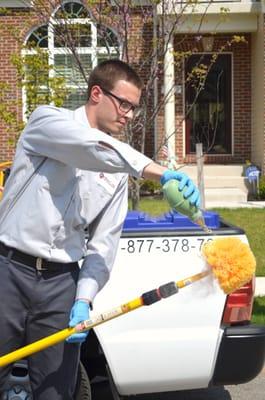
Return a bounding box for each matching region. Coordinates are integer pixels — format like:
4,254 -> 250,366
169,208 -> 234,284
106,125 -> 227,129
74,105 -> 91,128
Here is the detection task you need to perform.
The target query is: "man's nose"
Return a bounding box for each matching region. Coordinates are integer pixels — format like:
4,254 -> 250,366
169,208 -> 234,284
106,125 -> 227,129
125,108 -> 134,120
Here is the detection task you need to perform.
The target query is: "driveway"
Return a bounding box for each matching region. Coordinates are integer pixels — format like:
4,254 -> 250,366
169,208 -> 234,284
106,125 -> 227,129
91,367 -> 265,399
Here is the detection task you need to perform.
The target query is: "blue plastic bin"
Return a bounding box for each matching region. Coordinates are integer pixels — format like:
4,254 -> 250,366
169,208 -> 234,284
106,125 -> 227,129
123,210 -> 220,233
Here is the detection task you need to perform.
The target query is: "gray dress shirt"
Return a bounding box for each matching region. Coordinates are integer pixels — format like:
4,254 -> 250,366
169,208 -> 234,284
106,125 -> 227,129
0,105 -> 152,301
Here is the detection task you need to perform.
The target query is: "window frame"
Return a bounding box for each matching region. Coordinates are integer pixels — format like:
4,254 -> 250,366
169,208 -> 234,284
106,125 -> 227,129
22,1 -> 120,118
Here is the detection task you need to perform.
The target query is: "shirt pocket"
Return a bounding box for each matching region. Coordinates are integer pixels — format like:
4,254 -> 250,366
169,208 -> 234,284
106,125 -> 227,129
94,172 -> 118,197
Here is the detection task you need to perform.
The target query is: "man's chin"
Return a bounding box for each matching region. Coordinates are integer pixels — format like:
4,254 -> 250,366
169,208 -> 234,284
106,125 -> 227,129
109,124 -> 125,135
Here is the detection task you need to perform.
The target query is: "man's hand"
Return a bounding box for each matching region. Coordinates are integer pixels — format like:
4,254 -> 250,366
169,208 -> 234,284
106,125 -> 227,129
66,300 -> 90,344
160,170 -> 200,208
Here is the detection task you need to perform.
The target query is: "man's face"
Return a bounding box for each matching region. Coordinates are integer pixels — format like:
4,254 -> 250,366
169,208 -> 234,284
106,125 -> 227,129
88,79 -> 142,135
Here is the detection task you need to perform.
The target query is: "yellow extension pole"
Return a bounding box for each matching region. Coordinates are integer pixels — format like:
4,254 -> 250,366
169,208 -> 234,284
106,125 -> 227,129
0,271 -> 209,368
0,328 -> 76,367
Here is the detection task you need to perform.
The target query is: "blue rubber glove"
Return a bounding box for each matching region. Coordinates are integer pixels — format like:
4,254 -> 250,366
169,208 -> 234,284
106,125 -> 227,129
160,170 -> 200,208
66,300 -> 90,344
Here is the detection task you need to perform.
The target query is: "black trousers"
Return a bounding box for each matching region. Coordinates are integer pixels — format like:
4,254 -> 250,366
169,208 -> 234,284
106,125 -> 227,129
0,254 -> 80,400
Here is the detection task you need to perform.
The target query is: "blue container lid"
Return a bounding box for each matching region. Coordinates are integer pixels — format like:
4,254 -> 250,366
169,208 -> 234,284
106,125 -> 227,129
122,210 -> 220,232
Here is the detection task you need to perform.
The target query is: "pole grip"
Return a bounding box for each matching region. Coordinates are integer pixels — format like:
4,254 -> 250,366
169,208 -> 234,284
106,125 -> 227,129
141,282 -> 178,305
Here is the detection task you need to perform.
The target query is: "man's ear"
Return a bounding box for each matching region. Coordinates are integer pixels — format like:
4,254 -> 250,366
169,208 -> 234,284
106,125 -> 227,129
90,85 -> 102,104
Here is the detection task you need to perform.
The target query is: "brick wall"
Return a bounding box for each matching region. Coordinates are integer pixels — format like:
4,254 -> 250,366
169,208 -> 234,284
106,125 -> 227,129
0,8 -> 39,162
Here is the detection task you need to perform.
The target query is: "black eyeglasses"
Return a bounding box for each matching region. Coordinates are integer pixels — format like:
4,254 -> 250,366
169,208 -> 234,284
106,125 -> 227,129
100,87 -> 141,117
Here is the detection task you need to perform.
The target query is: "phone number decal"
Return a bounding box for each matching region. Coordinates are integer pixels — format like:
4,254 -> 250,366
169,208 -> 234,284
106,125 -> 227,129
120,238 -> 213,254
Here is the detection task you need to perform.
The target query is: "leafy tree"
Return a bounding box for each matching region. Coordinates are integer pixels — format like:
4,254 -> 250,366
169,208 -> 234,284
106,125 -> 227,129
0,0 -> 246,209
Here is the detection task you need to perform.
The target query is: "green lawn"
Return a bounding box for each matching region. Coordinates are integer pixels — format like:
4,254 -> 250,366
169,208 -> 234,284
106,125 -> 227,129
212,208 -> 265,277
252,297 -> 265,324
129,198 -> 265,276
128,197 -> 170,216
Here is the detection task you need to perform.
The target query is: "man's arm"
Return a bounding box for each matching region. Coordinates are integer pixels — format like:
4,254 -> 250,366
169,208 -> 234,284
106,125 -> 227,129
75,176 -> 129,303
22,105 -> 151,179
142,161 -> 167,181
23,106 -> 200,209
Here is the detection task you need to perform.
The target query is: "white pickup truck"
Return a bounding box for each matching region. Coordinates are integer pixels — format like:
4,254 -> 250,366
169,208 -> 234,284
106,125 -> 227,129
5,210 -> 265,400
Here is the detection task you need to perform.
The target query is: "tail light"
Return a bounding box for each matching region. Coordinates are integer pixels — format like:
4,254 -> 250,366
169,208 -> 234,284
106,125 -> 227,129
222,278 -> 255,325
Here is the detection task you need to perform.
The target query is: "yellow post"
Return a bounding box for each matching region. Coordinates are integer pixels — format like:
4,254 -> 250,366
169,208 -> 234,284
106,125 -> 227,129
0,161 -> 12,200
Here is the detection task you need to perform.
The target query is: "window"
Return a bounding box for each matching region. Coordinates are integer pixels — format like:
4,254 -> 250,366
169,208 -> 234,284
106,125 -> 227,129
23,1 -> 120,115
185,54 -> 232,155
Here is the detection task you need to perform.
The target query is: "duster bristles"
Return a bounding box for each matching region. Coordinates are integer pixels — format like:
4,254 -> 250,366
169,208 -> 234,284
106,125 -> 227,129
202,237 -> 256,294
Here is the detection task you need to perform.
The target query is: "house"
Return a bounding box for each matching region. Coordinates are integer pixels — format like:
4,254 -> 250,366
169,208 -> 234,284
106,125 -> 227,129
157,0 -> 264,205
0,0 -> 264,206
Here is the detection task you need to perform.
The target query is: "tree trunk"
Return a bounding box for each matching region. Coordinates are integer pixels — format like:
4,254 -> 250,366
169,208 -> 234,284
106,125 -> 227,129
130,178 -> 140,210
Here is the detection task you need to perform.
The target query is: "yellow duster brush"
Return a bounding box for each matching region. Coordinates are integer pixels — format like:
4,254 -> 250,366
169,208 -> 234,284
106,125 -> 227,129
0,237 -> 256,368
202,237 -> 256,294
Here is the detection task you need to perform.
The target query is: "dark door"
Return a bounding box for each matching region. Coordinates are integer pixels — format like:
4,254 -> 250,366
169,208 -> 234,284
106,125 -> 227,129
185,53 -> 232,155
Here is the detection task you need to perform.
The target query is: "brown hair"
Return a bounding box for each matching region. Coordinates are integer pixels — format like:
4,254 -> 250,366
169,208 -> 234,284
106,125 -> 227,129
87,59 -> 143,99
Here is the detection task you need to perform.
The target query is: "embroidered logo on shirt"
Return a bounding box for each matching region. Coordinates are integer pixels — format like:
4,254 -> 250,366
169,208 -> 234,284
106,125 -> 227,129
98,172 -> 116,192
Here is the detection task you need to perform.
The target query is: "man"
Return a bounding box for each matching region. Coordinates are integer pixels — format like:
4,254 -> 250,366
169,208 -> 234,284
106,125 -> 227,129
0,60 -> 199,399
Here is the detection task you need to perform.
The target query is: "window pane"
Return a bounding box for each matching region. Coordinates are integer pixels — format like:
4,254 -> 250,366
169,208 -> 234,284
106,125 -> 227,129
185,54 -> 231,154
54,24 -> 92,48
54,53 -> 92,86
97,25 -> 120,48
54,2 -> 89,18
25,53 -> 49,85
97,53 -> 120,66
27,25 -> 48,48
63,89 -> 87,110
25,88 -> 50,116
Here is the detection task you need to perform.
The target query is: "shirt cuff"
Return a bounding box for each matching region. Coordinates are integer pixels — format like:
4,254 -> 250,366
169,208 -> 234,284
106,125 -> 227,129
75,277 -> 99,302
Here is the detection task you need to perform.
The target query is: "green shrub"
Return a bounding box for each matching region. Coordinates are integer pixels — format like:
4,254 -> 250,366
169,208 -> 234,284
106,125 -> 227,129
140,179 -> 162,195
258,176 -> 265,200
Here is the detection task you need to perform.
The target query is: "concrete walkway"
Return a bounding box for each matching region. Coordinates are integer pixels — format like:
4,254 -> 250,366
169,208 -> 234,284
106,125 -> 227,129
255,277 -> 265,297
207,200 -> 265,209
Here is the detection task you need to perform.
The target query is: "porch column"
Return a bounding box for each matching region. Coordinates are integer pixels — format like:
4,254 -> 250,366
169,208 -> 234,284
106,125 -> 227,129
251,12 -> 265,174
164,22 -> 176,164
